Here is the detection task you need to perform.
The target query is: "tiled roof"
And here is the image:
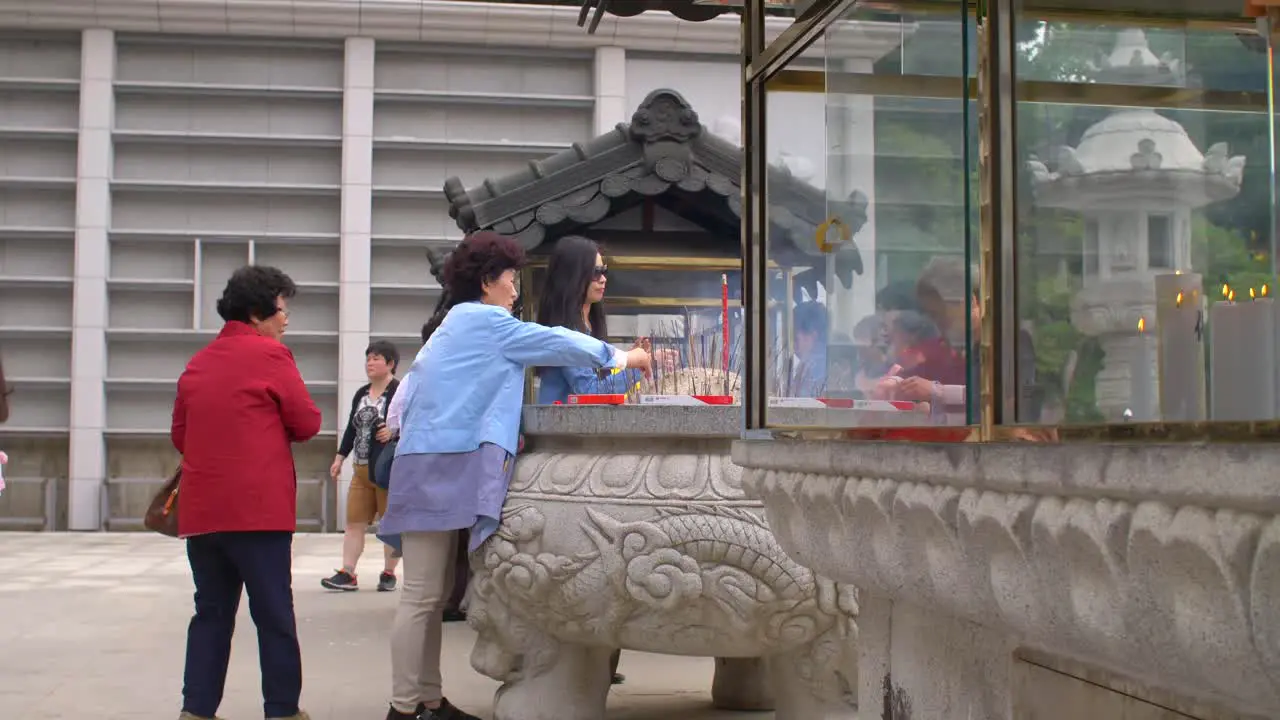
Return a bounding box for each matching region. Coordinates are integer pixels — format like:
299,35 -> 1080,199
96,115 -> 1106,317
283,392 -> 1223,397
441,88 -> 867,287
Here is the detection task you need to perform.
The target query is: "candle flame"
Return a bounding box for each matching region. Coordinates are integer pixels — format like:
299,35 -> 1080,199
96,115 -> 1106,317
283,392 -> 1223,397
1175,270 -> 1184,275
1229,289 -> 1236,302
1175,291 -> 1184,307
1264,284 -> 1271,298
1137,317 -> 1146,333
1222,283 -> 1230,298
1251,287 -> 1257,300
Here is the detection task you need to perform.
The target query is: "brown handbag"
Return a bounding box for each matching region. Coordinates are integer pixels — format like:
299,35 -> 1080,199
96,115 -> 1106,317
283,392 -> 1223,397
144,467 -> 182,537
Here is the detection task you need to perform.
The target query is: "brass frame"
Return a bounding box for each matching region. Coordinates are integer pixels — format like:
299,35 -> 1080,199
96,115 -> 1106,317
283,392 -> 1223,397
741,0 -> 1280,443
767,71 -> 1270,114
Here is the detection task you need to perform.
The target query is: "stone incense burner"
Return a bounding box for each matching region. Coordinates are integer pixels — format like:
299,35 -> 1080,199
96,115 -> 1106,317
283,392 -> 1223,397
465,405 -> 860,720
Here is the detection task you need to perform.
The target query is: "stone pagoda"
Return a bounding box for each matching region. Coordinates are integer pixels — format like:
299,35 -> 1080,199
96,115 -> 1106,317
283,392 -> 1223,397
1026,28 -> 1245,421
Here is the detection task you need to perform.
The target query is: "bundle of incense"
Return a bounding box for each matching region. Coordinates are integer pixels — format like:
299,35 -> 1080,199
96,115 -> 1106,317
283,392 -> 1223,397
721,274 -> 730,396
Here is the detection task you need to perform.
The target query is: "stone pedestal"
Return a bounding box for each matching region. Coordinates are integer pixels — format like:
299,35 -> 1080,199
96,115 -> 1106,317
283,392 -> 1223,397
735,439 -> 1280,720
467,406 -> 860,720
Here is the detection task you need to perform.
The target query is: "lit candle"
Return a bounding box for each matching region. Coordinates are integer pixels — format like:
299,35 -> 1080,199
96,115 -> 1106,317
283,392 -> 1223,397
1130,317 -> 1158,421
1154,273 -> 1206,422
1209,284 -> 1276,421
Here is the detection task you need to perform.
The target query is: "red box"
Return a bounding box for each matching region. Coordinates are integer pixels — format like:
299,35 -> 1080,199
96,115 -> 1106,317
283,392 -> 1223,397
691,395 -> 735,405
567,394 -> 628,405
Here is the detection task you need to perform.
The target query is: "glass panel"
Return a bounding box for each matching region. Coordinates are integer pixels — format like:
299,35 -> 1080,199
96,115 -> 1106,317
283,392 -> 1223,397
1012,12 -> 1276,424
762,5 -> 978,429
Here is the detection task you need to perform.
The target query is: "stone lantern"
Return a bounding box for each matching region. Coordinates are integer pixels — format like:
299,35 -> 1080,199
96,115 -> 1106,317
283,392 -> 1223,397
1026,28 -> 1245,421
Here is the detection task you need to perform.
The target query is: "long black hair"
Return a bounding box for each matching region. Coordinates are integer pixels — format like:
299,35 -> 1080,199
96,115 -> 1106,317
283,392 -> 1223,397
536,235 -> 607,340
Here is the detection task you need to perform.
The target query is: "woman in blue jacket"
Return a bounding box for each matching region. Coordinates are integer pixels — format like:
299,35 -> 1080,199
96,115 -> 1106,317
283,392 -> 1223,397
377,231 -> 651,720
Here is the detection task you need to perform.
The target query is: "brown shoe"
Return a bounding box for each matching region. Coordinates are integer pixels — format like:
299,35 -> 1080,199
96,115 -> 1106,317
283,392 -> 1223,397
178,713 -> 226,720
267,713 -> 310,720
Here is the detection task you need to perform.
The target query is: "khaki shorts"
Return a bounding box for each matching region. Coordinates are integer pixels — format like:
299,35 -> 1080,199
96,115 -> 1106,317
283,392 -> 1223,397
346,464 -> 388,525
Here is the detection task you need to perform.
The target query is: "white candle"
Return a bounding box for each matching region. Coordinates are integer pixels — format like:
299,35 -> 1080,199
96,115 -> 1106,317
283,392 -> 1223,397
1209,285 -> 1276,421
1130,317 -> 1158,421
1154,273 -> 1206,422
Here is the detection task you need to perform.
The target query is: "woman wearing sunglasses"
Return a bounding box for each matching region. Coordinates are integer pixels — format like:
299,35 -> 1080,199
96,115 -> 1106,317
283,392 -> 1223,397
535,235 -> 673,406
532,234 -> 679,685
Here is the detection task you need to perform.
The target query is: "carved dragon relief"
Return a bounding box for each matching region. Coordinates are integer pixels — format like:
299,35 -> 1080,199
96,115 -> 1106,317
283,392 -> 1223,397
743,467 -> 1280,717
467,495 -> 860,719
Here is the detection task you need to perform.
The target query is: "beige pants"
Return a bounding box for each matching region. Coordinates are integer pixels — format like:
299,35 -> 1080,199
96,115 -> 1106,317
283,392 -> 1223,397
390,531 -> 458,713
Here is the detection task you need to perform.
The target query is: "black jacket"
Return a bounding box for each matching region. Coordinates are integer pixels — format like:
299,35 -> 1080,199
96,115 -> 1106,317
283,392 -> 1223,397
337,379 -> 400,473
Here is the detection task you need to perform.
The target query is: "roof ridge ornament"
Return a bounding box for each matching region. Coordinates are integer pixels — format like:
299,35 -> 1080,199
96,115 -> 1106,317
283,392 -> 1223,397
629,89 -> 703,145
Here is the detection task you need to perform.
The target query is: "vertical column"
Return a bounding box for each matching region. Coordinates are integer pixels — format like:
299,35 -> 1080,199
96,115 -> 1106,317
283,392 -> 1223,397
593,46 -> 627,135
67,29 -> 114,531
824,58 -> 877,344
336,36 -> 376,525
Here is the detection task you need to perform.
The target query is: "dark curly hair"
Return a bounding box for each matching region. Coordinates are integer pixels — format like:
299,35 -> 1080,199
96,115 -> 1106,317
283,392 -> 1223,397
216,265 -> 297,324
443,231 -> 526,302
422,232 -> 525,340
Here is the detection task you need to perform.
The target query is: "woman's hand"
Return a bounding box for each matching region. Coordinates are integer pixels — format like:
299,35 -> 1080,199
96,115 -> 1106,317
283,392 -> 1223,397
896,377 -> 936,402
654,348 -> 681,372
625,347 -> 653,378
329,454 -> 344,480
375,426 -> 392,443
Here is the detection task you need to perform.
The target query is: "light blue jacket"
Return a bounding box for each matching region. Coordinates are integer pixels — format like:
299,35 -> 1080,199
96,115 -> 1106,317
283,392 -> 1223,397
396,301 -> 620,456
536,365 -> 644,404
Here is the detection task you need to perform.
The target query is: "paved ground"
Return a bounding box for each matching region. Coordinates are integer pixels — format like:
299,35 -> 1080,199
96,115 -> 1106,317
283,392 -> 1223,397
0,533 -> 771,720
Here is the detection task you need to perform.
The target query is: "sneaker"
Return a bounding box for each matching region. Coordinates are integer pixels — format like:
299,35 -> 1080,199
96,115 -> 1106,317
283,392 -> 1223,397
377,571 -> 397,592
267,713 -> 311,720
178,713 -> 225,720
321,569 -> 358,591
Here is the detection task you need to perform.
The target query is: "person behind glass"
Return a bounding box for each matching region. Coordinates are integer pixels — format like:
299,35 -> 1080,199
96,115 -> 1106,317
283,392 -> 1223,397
172,265 -> 322,720
872,258 -> 974,411
322,340 -> 402,593
785,301 -> 828,398
534,235 -> 660,404
377,231 -> 652,720
892,257 -> 1040,419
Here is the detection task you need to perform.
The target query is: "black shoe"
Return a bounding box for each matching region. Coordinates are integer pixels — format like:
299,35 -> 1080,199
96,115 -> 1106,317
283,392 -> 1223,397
321,570 -> 358,591
377,571 -> 397,592
442,608 -> 467,623
384,705 -> 417,720
422,698 -> 481,720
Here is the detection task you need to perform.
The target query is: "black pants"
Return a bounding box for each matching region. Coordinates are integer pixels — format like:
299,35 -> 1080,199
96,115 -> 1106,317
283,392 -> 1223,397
182,531 -> 301,719
446,529 -> 470,611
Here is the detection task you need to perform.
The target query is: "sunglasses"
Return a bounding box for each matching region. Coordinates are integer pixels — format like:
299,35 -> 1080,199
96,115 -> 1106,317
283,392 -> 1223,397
592,265 -> 609,280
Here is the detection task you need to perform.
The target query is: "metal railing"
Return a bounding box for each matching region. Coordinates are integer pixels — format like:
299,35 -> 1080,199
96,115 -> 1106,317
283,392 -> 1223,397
99,476 -> 332,532
0,476 -> 58,531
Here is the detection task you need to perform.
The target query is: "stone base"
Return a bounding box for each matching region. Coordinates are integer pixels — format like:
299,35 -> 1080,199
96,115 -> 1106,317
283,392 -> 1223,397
468,418 -> 861,720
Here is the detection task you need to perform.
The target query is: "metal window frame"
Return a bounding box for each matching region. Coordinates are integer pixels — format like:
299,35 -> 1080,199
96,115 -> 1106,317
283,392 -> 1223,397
743,0 -> 1280,443
740,0 -> 1015,435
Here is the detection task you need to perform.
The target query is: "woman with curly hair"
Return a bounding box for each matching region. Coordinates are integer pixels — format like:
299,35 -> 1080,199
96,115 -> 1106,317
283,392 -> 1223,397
172,265 -> 323,720
377,231 -> 652,720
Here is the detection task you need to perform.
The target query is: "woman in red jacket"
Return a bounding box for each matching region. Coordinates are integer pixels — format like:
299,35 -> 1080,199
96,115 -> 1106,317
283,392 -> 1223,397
172,265 -> 323,720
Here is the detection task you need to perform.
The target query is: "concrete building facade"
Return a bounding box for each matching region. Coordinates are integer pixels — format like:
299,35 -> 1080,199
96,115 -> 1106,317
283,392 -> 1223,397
0,0 -> 890,531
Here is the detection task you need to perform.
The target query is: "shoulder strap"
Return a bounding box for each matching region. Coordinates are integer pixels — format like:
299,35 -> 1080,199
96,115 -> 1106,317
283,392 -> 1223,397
0,354 -> 9,423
